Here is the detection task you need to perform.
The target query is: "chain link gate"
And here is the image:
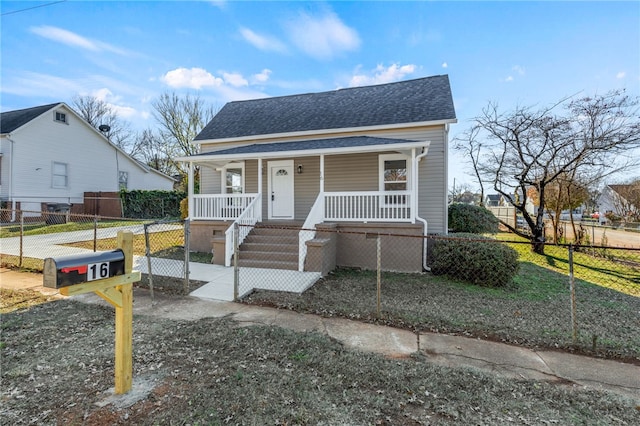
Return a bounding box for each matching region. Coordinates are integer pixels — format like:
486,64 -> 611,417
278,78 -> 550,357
143,219 -> 190,299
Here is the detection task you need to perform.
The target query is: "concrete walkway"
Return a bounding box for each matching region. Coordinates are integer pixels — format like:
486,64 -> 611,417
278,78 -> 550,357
1,227 -> 320,301
2,268 -> 639,405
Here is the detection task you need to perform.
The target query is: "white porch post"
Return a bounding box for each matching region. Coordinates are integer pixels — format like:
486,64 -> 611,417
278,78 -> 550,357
188,161 -> 194,219
319,154 -> 325,194
257,158 -> 263,221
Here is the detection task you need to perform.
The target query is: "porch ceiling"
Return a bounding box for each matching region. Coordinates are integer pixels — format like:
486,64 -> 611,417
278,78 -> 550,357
178,136 -> 430,164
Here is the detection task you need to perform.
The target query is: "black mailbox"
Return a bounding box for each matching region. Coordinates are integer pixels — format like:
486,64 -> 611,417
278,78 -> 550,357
43,250 -> 126,288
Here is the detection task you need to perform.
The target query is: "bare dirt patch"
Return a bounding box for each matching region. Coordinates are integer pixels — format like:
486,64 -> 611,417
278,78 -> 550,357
2,292 -> 639,425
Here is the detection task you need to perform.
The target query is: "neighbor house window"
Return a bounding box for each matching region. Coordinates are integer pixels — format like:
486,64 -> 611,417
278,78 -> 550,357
52,162 -> 68,188
222,162 -> 245,194
119,171 -> 128,190
54,111 -> 67,124
379,154 -> 410,204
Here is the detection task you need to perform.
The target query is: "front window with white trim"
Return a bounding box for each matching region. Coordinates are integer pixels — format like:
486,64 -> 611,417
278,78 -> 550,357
222,162 -> 245,194
379,154 -> 410,204
52,162 -> 68,188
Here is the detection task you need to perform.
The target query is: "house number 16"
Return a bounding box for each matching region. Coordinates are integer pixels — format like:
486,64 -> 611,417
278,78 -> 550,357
88,262 -> 110,281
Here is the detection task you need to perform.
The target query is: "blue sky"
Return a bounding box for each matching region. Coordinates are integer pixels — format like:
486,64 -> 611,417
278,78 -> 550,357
2,1 -> 639,188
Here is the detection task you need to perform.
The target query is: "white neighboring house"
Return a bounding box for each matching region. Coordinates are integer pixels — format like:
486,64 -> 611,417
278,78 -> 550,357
597,184 -> 638,222
0,102 -> 174,217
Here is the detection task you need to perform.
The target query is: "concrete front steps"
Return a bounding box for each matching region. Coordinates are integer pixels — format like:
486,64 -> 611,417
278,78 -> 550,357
237,222 -> 302,270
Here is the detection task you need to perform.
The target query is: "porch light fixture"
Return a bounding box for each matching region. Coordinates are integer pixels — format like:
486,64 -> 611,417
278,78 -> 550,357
297,164 -> 303,174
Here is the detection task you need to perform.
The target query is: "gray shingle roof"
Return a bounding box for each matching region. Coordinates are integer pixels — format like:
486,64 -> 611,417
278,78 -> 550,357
1,103 -> 60,134
192,136 -> 421,158
195,75 -> 455,141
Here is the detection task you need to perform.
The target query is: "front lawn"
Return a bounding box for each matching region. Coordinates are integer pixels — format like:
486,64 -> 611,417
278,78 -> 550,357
245,239 -> 640,362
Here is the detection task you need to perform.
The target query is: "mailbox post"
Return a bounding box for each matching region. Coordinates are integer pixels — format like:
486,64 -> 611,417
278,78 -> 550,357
43,230 -> 140,394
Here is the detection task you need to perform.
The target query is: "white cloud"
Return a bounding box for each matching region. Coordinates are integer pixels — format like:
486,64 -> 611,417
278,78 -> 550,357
349,63 -> 417,87
91,88 -> 115,102
286,10 -> 360,60
210,0 -> 226,9
161,67 -> 223,89
30,25 -> 131,56
512,65 -> 526,75
502,65 -> 524,83
31,25 -> 97,50
442,62 -> 448,69
158,67 -> 270,103
251,69 -> 272,84
86,88 -> 137,118
223,72 -> 248,87
1,71 -> 83,98
616,71 -> 626,79
239,27 -> 287,53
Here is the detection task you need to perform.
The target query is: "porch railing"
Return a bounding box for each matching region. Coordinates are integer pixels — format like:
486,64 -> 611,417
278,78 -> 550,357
224,194 -> 262,266
193,194 -> 259,220
324,191 -> 413,222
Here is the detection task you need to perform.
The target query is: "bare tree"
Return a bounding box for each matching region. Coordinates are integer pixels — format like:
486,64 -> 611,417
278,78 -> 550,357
124,128 -> 175,177
152,92 -> 216,177
72,95 -> 134,151
453,126 -> 485,205
468,90 -> 640,254
544,170 -> 590,243
449,182 -> 476,204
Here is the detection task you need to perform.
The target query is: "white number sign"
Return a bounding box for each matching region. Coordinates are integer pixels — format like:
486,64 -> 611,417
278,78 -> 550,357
88,262 -> 110,281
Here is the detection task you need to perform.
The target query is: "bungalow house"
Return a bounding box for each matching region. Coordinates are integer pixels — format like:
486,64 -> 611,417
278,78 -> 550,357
0,103 -> 175,219
178,75 -> 456,273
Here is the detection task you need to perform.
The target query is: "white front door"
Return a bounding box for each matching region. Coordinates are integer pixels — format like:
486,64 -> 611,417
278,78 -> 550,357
268,160 -> 294,219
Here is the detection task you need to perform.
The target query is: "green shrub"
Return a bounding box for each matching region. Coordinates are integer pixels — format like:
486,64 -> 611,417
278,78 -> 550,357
431,233 -> 519,288
448,203 -> 499,234
120,190 -> 187,219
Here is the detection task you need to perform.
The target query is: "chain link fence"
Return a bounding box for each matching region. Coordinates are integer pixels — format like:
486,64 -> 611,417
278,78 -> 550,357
0,209 -> 195,296
230,222 -> 639,301
236,222 -> 639,358
142,219 -> 190,297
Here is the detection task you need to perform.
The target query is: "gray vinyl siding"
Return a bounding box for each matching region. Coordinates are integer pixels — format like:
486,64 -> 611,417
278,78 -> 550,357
196,124 -> 449,232
199,164 -> 221,194
324,153 -> 379,192
293,156 -> 320,220
244,160 -> 259,193
416,128 -> 447,234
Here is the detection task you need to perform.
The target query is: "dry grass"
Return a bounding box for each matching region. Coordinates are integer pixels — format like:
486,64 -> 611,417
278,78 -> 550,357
245,266 -> 640,362
2,298 -> 638,425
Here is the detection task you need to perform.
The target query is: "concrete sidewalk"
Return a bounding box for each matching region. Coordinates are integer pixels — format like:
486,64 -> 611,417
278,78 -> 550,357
2,268 -> 639,405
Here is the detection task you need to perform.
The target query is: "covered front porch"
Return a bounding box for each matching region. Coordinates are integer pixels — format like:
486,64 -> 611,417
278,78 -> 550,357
180,136 -> 431,272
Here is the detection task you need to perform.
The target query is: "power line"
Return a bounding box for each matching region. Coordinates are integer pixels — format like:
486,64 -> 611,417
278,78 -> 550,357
1,1 -> 67,16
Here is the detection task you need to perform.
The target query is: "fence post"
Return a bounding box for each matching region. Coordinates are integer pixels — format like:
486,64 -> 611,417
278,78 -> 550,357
233,222 -> 239,301
93,215 -> 98,252
19,210 -> 24,268
183,219 -> 190,295
376,234 -> 381,318
144,223 -> 155,303
568,244 -> 578,344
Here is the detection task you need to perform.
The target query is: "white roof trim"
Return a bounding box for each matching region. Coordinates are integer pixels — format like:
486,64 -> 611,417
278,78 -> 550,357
177,140 -> 431,163
194,119 -> 456,145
